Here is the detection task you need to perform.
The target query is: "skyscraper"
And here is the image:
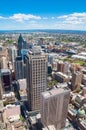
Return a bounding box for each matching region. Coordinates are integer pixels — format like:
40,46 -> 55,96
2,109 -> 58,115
57,61 -> 65,73
41,87 -> 70,130
8,46 -> 17,64
25,51 -> 47,111
18,34 -> 27,56
1,56 -> 8,69
14,56 -> 26,80
0,69 -> 12,92
0,78 -> 3,99
71,71 -> 82,91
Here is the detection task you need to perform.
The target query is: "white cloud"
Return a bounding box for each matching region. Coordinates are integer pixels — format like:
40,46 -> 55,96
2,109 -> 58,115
9,13 -> 41,22
57,12 -> 86,25
29,20 -> 37,23
71,12 -> 86,17
51,17 -> 55,19
43,17 -> 48,20
0,16 -> 6,19
57,15 -> 68,19
1,12 -> 86,30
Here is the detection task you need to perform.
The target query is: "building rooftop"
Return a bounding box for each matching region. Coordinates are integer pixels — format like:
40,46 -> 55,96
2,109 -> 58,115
8,115 -> 20,122
32,46 -> 42,54
42,87 -> 70,99
18,79 -> 27,90
1,68 -> 11,73
79,52 -> 86,56
57,82 -> 68,88
29,113 -> 41,125
3,104 -> 20,121
3,92 -> 15,98
55,72 -> 69,78
80,119 -> 86,129
42,125 -> 56,130
72,55 -> 86,60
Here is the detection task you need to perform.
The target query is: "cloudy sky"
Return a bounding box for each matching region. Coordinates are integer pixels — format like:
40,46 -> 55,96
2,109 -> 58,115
0,0 -> 86,30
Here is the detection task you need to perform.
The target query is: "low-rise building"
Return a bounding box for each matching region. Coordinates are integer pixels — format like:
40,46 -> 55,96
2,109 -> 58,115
3,104 -> 26,130
2,92 -> 16,104
3,104 -> 20,122
68,104 -> 77,121
74,94 -> 86,108
78,119 -> 86,130
54,72 -> 70,83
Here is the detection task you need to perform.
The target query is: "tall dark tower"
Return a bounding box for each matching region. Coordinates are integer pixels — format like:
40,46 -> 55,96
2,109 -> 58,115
18,34 -> 27,56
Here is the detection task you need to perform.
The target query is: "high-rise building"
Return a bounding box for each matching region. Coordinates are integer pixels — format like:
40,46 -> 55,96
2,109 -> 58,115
0,78 -> 3,99
52,62 -> 57,71
57,61 -> 65,73
1,56 -> 8,69
64,62 -> 70,74
21,49 -> 28,63
14,56 -> 26,80
0,69 -> 12,92
48,53 -> 57,64
71,71 -> 82,91
0,47 -> 8,69
25,51 -> 47,111
8,46 -> 17,64
18,34 -> 27,56
41,87 -> 70,130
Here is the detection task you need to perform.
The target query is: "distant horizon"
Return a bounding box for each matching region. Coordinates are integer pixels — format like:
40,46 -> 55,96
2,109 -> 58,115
0,29 -> 86,33
0,29 -> 86,31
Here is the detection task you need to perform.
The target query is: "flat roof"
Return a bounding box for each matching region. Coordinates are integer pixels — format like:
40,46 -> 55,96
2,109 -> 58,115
56,72 -> 69,78
42,87 -> 70,99
1,68 -> 11,73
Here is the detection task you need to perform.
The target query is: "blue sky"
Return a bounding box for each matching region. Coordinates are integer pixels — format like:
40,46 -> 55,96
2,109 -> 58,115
0,0 -> 86,30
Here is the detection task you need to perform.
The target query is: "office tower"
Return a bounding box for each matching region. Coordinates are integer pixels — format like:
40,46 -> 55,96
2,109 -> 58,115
18,34 -> 27,56
21,49 -> 28,62
8,46 -> 17,64
64,62 -> 70,74
57,61 -> 65,73
70,63 -> 82,74
52,62 -> 57,71
0,78 -> 3,99
0,47 -> 8,59
48,64 -> 52,75
41,87 -> 70,130
71,71 -> 82,91
25,51 -> 47,111
14,56 -> 26,80
48,54 -> 57,64
0,69 -> 12,92
1,56 -> 8,69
